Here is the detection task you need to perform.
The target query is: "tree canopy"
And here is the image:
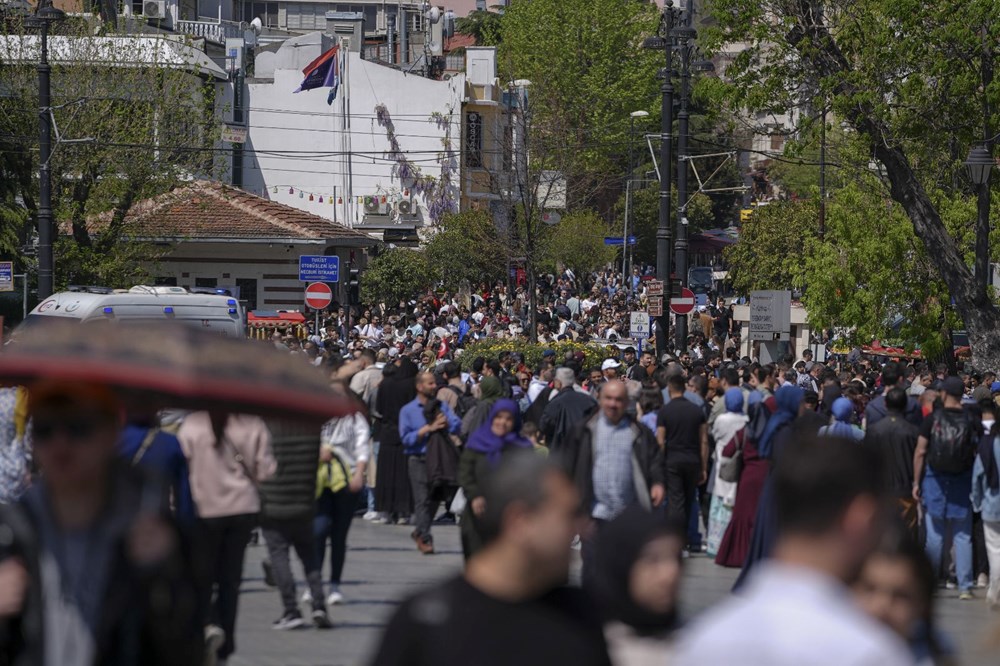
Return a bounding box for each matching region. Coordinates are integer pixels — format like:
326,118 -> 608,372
704,0 -> 1000,369
361,248 -> 436,307
538,210 -> 617,277
425,210 -> 507,291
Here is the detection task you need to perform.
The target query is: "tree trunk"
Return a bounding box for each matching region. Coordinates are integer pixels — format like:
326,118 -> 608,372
787,1 -> 1000,372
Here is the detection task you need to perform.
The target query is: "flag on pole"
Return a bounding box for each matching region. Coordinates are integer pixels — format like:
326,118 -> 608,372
293,46 -> 340,105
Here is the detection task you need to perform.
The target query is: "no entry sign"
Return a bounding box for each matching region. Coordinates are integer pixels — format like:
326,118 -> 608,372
669,287 -> 696,315
304,282 -> 333,310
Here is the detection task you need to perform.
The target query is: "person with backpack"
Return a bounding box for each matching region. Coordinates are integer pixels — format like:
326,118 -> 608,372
912,376 -> 977,599
437,361 -> 479,423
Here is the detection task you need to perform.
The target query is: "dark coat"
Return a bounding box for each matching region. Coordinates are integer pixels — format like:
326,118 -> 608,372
863,411 -> 920,498
562,413 -> 665,516
540,388 -> 597,455
0,466 -> 202,666
259,420 -> 322,523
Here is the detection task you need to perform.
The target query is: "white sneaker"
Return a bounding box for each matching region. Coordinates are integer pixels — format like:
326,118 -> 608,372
371,514 -> 389,524
204,624 -> 225,666
301,589 -> 313,604
363,511 -> 379,521
977,573 -> 989,589
327,590 -> 345,606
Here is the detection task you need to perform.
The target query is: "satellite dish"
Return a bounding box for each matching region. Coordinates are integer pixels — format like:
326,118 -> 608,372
426,6 -> 441,23
427,41 -> 440,52
250,16 -> 262,34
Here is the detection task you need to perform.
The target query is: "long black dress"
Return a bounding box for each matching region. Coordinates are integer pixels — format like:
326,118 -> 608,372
374,358 -> 417,516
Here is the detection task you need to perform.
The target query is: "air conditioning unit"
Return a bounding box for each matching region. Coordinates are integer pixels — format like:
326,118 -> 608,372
143,0 -> 166,18
376,8 -> 386,31
364,196 -> 385,215
397,199 -> 413,215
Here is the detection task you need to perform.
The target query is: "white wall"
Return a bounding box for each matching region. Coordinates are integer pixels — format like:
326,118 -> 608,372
242,45 -> 466,227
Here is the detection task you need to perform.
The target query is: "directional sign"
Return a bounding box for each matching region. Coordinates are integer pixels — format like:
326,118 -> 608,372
603,236 -> 638,246
630,311 -> 650,339
669,287 -> 696,315
299,255 -> 340,282
749,290 -> 791,342
648,296 -> 663,317
0,262 -> 12,293
647,280 -> 663,297
304,282 -> 333,310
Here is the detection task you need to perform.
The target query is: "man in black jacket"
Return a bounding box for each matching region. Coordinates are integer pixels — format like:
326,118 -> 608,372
540,367 -> 597,455
563,381 -> 665,583
863,387 -> 920,534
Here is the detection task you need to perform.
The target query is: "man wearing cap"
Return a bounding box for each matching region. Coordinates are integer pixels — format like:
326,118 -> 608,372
866,362 -> 922,428
913,376 -> 978,599
540,368 -> 597,456
621,347 -> 639,380
601,358 -> 623,382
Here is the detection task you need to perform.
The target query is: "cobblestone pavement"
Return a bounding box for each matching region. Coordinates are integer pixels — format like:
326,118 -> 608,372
228,520 -> 998,666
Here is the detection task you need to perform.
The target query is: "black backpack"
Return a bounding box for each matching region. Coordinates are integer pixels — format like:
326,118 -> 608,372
446,384 -> 479,420
927,409 -> 977,474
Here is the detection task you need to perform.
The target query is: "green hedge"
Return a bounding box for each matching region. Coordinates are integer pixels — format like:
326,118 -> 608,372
457,338 -> 620,371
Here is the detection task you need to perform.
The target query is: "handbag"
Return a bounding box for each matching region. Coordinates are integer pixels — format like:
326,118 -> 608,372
718,429 -> 745,484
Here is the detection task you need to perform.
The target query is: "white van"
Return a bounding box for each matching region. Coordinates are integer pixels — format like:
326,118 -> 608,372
23,286 -> 246,337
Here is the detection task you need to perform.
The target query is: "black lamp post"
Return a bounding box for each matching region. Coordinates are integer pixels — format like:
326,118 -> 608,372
26,0 -> 65,301
672,13 -> 697,352
643,1 -> 681,357
966,144 -> 994,299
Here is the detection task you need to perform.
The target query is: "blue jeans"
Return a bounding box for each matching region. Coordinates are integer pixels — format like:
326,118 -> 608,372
925,512 -> 973,591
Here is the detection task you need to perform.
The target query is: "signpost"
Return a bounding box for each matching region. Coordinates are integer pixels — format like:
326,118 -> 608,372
648,297 -> 663,317
669,287 -> 696,315
749,290 -> 791,342
603,236 -> 638,246
221,125 -> 248,144
298,255 -> 340,283
647,280 -> 663,296
630,311 -> 650,340
304,282 -> 333,311
0,262 -> 12,293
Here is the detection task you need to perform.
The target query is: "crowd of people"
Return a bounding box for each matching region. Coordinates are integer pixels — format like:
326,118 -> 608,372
0,267 -> 998,666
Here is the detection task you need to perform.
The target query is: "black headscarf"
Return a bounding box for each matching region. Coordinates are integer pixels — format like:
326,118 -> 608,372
590,507 -> 682,636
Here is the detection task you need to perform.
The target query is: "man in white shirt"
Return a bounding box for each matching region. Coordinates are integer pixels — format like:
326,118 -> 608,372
674,436 -> 911,666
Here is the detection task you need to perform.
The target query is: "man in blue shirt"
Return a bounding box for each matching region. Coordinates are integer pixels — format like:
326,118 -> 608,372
399,371 -> 461,554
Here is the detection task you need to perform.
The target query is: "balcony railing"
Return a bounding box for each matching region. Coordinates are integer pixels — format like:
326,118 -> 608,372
175,17 -> 245,45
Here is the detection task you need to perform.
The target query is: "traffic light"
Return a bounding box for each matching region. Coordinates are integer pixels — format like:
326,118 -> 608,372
348,268 -> 361,305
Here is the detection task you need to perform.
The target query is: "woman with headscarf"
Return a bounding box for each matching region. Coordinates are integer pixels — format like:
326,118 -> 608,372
590,506 -> 685,666
460,375 -> 505,440
731,384 -> 804,587
458,399 -> 533,559
819,396 -> 864,441
373,357 -> 418,523
707,388 -> 748,557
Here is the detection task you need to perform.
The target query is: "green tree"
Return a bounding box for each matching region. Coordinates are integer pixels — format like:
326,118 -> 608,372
538,210 -> 617,277
723,200 -> 817,294
424,210 -> 507,291
799,180 -> 952,356
361,249 -> 435,306
0,18 -> 219,289
455,9 -> 503,46
499,0 -> 662,207
617,185 -> 714,266
703,0 -> 1000,369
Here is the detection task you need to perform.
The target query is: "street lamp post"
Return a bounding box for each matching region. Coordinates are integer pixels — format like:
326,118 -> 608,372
672,13 -> 696,352
643,2 -> 680,357
626,110 -> 649,296
966,144 -> 994,299
26,1 -> 65,301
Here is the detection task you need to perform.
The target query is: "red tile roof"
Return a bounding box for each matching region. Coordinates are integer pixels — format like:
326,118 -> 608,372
85,180 -> 376,244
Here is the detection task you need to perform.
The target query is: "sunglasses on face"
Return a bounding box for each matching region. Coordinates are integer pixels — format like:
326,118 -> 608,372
32,415 -> 106,444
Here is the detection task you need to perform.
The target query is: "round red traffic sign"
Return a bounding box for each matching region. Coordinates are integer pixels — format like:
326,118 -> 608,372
669,287 -> 696,315
304,282 -> 333,310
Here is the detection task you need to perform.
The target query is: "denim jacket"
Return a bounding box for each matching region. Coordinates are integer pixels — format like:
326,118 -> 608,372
971,436 -> 1000,522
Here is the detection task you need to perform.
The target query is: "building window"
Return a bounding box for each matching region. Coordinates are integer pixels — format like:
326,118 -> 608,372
195,277 -> 218,288
154,277 -> 178,286
236,278 -> 258,310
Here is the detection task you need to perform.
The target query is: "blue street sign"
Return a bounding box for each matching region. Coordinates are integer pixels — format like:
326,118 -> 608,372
298,255 -> 340,282
604,236 -> 638,246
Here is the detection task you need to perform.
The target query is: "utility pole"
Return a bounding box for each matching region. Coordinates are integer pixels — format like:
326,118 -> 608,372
673,7 -> 695,353
644,2 -> 677,357
28,2 -> 65,300
819,103 -> 826,239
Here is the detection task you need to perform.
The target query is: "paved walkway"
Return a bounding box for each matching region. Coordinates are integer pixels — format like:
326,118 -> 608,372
228,520 -> 998,666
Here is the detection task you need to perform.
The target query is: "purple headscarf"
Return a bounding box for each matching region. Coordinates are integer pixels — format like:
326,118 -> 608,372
465,399 -> 532,465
